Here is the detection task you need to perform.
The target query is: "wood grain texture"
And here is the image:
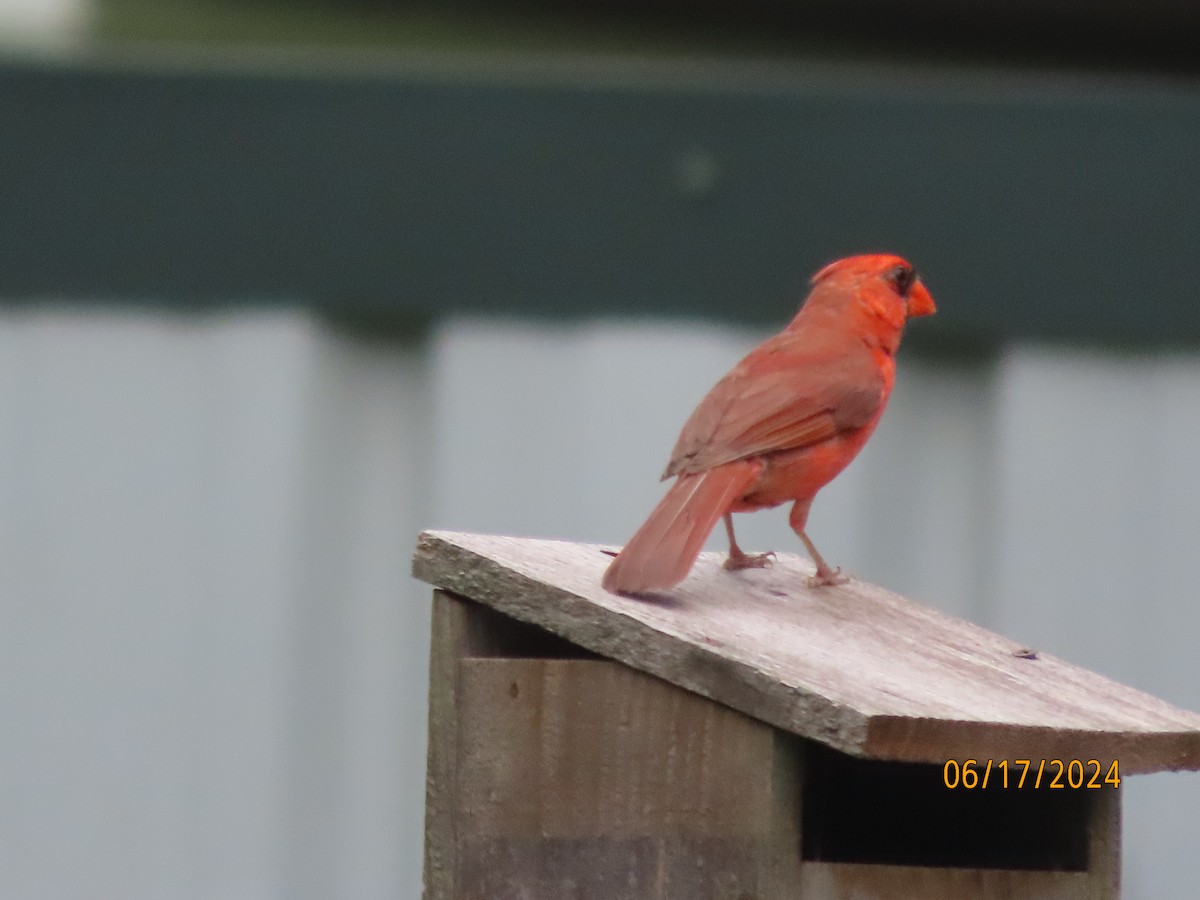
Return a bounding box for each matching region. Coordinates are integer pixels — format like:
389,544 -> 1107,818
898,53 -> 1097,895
798,862 -> 1099,900
412,531 -> 1200,773
430,594 -> 804,899
422,591 -> 468,900
457,659 -> 781,839
1088,786 -> 1121,899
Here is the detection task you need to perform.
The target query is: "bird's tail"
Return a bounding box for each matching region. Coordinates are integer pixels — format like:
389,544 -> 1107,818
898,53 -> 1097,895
602,460 -> 760,595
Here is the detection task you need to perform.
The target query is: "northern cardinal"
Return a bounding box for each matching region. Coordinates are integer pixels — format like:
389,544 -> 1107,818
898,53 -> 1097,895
602,254 -> 935,595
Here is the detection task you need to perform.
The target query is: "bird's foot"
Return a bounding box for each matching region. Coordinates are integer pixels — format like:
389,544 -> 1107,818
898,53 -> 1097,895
806,565 -> 849,588
724,549 -> 776,571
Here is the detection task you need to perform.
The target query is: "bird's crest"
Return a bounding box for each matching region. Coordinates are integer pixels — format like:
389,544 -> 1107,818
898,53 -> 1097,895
811,253 -> 908,285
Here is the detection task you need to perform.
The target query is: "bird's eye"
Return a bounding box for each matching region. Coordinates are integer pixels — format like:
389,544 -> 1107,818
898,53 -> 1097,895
887,264 -> 916,297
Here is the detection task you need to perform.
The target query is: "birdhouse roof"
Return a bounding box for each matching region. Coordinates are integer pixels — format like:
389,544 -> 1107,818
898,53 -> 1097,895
412,530 -> 1200,774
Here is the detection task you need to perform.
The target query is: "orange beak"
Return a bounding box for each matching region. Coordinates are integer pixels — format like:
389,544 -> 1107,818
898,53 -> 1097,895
906,279 -> 936,318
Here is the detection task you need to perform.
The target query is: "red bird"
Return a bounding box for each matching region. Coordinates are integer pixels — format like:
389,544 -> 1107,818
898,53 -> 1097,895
602,254 -> 936,595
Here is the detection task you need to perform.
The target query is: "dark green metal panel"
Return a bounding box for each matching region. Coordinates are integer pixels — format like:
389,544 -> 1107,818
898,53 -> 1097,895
2,54 -> 1199,343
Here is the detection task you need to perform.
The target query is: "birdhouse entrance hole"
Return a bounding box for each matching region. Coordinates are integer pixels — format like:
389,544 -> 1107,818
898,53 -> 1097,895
800,742 -> 1093,872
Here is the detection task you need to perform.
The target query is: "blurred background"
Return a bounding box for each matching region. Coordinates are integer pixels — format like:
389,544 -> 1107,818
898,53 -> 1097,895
2,1 -> 1200,897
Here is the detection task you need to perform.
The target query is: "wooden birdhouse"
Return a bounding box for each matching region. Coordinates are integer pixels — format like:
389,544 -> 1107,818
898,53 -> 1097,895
412,531 -> 1200,900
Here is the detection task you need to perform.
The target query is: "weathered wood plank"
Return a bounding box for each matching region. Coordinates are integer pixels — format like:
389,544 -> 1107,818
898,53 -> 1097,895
798,862 -> 1099,900
452,653 -> 802,898
422,591 -> 468,900
1088,786 -> 1121,899
412,531 -> 1200,773
457,658 -> 779,838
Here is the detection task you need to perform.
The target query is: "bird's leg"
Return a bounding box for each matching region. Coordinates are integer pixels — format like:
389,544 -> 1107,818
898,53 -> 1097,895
722,513 -> 775,571
790,500 -> 849,587
798,531 -> 848,587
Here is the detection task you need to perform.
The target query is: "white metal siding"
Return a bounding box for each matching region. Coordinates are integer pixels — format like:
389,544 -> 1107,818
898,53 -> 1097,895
2,310 -> 1196,897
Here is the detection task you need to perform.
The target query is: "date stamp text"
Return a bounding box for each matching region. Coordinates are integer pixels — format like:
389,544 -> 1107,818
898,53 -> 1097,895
943,758 -> 1120,789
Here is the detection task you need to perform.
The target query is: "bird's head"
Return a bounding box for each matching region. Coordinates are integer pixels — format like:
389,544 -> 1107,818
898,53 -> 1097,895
811,253 -> 937,322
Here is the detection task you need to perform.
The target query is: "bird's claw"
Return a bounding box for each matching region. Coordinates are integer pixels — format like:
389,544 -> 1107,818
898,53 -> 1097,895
806,566 -> 849,588
724,550 -> 776,571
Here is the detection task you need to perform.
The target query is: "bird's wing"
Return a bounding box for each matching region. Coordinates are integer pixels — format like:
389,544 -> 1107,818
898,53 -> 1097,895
663,341 -> 884,478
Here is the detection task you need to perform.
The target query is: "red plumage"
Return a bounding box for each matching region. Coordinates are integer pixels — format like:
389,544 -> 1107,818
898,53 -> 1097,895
602,253 -> 936,595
